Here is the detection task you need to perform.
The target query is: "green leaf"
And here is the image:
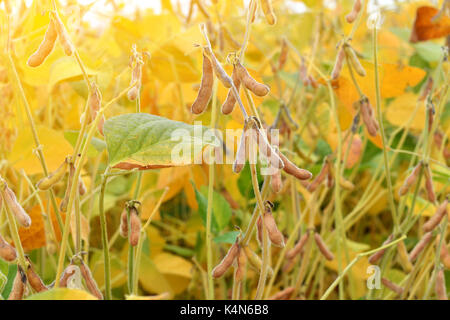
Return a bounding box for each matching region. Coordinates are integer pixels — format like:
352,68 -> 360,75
27,288 -> 98,300
64,130 -> 106,157
214,231 -> 240,244
199,186 -> 232,231
2,264 -> 17,299
413,42 -> 442,63
164,244 -> 195,258
194,186 -> 219,232
104,113 -> 219,168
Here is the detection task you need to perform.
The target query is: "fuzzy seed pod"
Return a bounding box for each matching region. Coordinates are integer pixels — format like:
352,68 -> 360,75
277,38 -> 289,71
60,162 -> 75,212
59,264 -> 78,288
423,198 -> 448,232
277,151 -> 312,181
271,169 -> 282,193
424,165 -> 436,203
2,185 -> 31,228
51,11 -> 74,56
283,256 -> 297,273
127,61 -> 143,101
344,44 -> 366,76
409,232 -> 433,262
331,45 -> 346,80
307,158 -> 329,192
212,242 -> 239,278
233,129 -> 247,173
234,246 -> 247,282
119,208 -> 128,238
263,205 -> 285,247
269,287 -> 295,300
254,127 -> 284,170
368,234 -> 394,264
345,0 -> 362,23
129,207 -> 141,247
26,258 -> 48,293
0,233 -> 17,262
261,0 -> 276,25
360,97 -> 378,137
314,233 -> 334,261
286,232 -> 309,259
381,278 -> 403,295
398,162 -> 422,196
36,156 -> 69,190
79,259 -> 103,300
243,246 -> 273,276
221,65 -> 241,115
204,47 -> 233,88
235,62 -> 270,96
27,19 -> 57,67
8,266 -> 27,300
435,269 -> 448,300
88,82 -> 102,124
397,241 -> 413,273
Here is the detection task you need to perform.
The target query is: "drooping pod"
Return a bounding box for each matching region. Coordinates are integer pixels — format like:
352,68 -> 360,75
8,266 -> 27,300
60,162 -> 75,212
314,233 -> 334,261
26,257 -> 48,293
307,158 -> 329,192
397,241 -> 413,272
119,208 -> 128,238
286,232 -> 309,259
233,127 -> 247,173
345,0 -> 362,24
212,241 -> 239,278
221,64 -> 240,115
59,263 -> 78,287
243,246 -> 273,276
277,150 -> 312,181
252,123 -> 284,170
277,37 -> 289,71
269,287 -> 295,300
398,162 -> 422,196
435,269 -> 448,300
36,156 -> 70,190
88,82 -> 102,124
234,245 -> 247,282
381,278 -> 403,295
424,165 -> 436,203
79,259 -> 103,300
78,179 -> 87,196
359,97 -> 379,137
51,11 -> 74,56
1,184 -> 31,228
204,47 -> 233,88
235,62 -> 269,96
270,169 -> 282,193
27,18 -> 57,67
409,232 -> 433,262
331,45 -> 346,80
344,44 -> 366,77
129,207 -> 141,247
262,201 -> 285,247
423,198 -> 448,232
261,0 -> 276,25
368,234 -> 393,264
0,233 -> 17,262
127,46 -> 143,101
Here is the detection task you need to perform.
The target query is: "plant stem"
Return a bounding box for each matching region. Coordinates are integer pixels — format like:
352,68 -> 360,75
99,167 -> 112,300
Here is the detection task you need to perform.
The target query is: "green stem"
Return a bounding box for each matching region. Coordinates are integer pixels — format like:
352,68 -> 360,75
99,167 -> 112,300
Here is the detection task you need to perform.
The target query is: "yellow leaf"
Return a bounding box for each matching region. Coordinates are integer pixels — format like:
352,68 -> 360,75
386,93 -> 424,131
27,288 -> 97,300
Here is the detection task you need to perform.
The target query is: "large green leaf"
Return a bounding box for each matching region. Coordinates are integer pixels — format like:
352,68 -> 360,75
104,113 -> 219,169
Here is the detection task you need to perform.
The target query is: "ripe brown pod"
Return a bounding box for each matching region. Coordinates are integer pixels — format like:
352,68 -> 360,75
440,242 -> 450,269
88,83 -> 102,123
423,198 -> 448,232
424,165 -> 436,203
0,233 -> 17,262
234,246 -> 247,282
277,150 -> 312,181
344,44 -> 366,77
307,158 -> 329,192
221,65 -> 241,115
204,47 -> 233,88
263,202 -> 285,247
127,54 -> 143,101
119,208 -> 128,238
360,97 -> 378,137
331,45 -> 345,80
26,257 -> 48,293
191,53 -> 214,114
253,126 -> 284,170
314,233 -> 334,261
435,269 -> 448,300
368,234 -> 393,264
59,264 -> 78,287
286,232 -> 309,259
345,0 -> 362,24
409,232 -> 433,262
212,241 -> 239,278
51,11 -> 74,56
60,162 -> 75,212
8,266 -> 27,300
381,278 -> 403,295
79,259 -> 103,300
235,62 -> 269,96
2,184 -> 31,228
27,19 -> 57,67
398,162 -> 422,196
129,207 -> 141,247
261,0 -> 276,25
270,169 -> 282,193
269,287 -> 295,300
277,38 -> 289,71
36,156 -> 69,190
233,128 -> 247,173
